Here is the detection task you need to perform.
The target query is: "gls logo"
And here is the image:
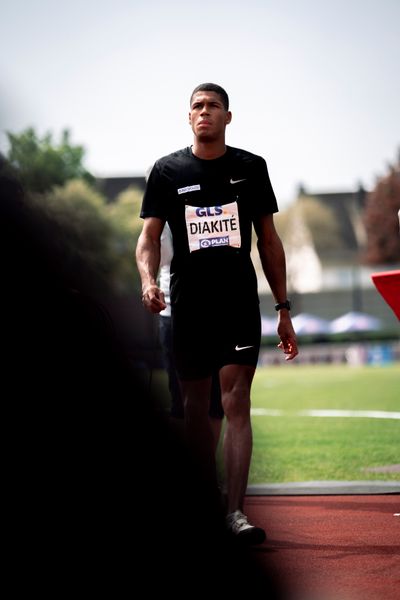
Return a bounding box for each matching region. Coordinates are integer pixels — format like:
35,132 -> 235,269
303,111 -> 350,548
195,206 -> 222,217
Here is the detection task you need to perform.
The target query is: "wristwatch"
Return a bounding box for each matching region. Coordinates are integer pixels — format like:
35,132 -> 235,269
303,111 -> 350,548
275,299 -> 291,311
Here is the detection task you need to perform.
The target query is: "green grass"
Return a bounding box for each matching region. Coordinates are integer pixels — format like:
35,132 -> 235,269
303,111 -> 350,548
249,364 -> 400,483
251,364 -> 400,411
151,364 -> 400,484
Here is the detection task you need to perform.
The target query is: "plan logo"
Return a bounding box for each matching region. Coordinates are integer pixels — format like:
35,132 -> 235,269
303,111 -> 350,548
199,236 -> 229,248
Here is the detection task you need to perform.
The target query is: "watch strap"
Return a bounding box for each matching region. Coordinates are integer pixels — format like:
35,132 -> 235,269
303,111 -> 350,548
275,300 -> 291,311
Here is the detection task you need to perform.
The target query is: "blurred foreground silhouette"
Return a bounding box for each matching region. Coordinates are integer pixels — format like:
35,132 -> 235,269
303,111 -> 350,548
1,158 -> 284,598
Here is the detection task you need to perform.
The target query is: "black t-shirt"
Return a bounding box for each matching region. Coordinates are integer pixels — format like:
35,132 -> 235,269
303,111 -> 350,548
140,146 -> 278,308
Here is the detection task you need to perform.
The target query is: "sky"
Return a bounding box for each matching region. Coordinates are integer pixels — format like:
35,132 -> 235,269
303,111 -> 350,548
1,0 -> 399,207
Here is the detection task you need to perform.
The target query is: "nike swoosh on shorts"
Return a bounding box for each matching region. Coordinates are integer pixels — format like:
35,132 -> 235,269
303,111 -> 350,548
230,178 -> 246,184
235,345 -> 254,351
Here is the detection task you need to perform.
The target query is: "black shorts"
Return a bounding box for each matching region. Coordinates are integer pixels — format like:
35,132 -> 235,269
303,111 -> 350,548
159,315 -> 224,419
172,300 -> 261,380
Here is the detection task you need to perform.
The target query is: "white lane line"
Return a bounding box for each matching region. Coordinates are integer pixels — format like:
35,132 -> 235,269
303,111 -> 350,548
251,409 -> 285,416
250,408 -> 400,419
299,409 -> 400,419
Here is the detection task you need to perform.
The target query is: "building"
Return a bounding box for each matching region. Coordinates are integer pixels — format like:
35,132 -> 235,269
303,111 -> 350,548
255,185 -> 400,331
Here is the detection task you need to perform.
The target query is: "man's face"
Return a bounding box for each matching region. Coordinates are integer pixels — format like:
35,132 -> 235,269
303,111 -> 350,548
189,91 -> 232,142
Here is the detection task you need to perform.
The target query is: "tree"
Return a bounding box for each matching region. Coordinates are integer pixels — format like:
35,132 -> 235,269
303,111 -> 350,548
6,127 -> 94,194
3,128 -> 143,294
26,179 -> 143,295
26,179 -> 120,294
103,186 -> 145,293
363,153 -> 400,264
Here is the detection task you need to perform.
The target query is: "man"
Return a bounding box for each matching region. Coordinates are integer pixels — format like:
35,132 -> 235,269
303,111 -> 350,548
158,221 -> 224,452
136,83 -> 298,544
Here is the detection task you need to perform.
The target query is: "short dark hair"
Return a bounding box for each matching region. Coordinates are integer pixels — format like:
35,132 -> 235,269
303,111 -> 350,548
190,83 -> 229,111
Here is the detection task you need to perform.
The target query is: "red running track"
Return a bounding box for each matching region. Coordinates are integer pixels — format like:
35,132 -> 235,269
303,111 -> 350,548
244,494 -> 400,600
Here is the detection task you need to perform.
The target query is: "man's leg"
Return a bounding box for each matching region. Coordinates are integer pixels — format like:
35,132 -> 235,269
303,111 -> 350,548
159,315 -> 184,419
220,364 -> 265,544
209,371 -> 224,454
180,377 -> 219,492
219,364 -> 255,514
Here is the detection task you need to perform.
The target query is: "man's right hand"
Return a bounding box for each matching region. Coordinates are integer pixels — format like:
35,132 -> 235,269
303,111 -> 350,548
141,284 -> 167,313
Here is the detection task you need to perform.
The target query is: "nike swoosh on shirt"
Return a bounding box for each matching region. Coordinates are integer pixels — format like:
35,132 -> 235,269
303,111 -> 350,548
230,178 -> 246,184
235,345 -> 254,351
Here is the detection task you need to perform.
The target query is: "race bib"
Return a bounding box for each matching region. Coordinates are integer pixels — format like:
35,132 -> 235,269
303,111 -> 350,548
185,201 -> 241,253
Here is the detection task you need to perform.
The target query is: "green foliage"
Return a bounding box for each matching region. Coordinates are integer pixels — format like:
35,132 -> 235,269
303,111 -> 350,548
103,186 -> 144,293
20,175 -> 146,296
104,185 -> 144,239
4,126 -> 145,295
29,179 -> 120,291
6,127 -> 94,194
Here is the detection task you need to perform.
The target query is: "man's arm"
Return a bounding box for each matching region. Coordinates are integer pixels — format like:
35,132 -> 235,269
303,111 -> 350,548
254,213 -> 298,360
135,217 -> 167,314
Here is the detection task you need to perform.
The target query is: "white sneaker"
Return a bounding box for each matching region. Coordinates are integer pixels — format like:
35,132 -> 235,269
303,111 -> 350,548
226,510 -> 266,544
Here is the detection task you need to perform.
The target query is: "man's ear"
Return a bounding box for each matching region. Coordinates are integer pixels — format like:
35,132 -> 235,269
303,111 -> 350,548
188,111 -> 192,125
225,111 -> 232,125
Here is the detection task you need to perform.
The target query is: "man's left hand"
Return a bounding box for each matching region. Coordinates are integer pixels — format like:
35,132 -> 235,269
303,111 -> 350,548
277,314 -> 298,360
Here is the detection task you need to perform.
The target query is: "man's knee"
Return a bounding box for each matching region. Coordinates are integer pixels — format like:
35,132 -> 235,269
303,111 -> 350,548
220,365 -> 254,419
222,384 -> 251,419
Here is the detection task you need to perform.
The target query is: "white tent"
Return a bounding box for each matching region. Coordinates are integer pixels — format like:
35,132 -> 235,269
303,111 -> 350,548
329,311 -> 382,333
261,316 -> 276,336
291,313 -> 331,335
